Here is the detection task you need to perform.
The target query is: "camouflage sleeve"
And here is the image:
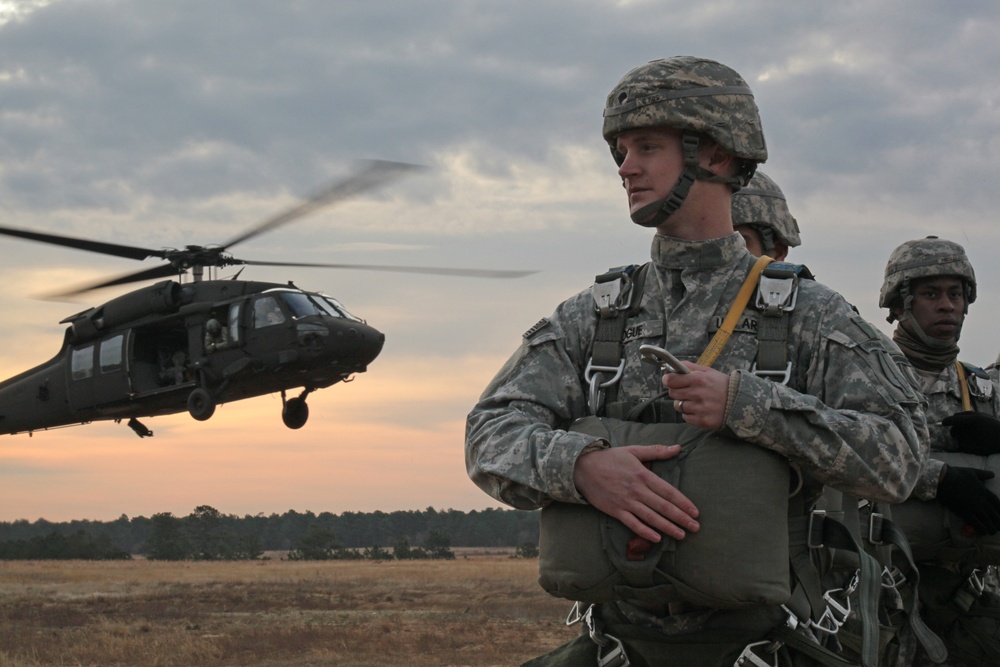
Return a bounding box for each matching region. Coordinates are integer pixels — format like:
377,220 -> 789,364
465,293 -> 605,510
724,297 -> 926,503
913,458 -> 945,501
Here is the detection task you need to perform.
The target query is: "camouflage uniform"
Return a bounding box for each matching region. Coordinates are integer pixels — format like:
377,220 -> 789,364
881,237 -> 1000,667
467,232 -> 926,664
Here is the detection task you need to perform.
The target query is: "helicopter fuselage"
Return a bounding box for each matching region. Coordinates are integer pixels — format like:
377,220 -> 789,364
0,279 -> 385,435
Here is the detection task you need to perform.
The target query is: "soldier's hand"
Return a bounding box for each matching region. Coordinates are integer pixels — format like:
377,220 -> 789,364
936,465 -> 1000,535
662,362 -> 730,430
942,411 -> 1000,456
573,445 -> 700,543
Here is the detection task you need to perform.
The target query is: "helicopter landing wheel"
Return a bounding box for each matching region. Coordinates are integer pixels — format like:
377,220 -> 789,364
187,388 -> 216,421
282,396 -> 309,429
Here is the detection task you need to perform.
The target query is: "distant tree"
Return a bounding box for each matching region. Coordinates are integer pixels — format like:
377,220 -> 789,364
287,524 -> 338,560
425,530 -> 455,560
144,513 -> 190,560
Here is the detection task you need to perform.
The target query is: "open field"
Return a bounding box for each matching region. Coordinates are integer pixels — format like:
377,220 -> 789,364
0,550 -> 579,666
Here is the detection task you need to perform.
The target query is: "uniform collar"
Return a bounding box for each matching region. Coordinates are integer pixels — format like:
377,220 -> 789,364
650,231 -> 748,270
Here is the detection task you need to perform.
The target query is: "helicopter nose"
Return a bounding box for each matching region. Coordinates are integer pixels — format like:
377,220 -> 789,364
329,320 -> 384,366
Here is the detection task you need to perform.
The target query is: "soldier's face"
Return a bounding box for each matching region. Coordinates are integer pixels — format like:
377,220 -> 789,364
615,127 -> 685,219
907,276 -> 966,340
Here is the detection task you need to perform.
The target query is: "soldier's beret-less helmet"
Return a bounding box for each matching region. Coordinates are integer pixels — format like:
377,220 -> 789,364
879,236 -> 977,322
731,170 -> 801,249
603,56 -> 768,228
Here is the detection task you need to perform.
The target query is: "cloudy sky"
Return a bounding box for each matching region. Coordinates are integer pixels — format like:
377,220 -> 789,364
2,0 -> 999,522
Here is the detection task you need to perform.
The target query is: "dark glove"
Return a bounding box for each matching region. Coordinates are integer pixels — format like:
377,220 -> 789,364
942,411 -> 1000,456
936,465 -> 1000,536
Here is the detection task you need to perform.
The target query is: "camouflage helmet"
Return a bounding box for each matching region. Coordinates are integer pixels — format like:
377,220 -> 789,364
602,56 -> 768,166
731,170 -> 801,248
879,236 -> 977,313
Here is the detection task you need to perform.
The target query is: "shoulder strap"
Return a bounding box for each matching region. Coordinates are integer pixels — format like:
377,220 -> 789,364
585,263 -> 650,415
752,261 -> 813,384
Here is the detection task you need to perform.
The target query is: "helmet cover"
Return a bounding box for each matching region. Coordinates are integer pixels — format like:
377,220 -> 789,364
879,236 -> 977,310
603,56 -> 767,164
731,171 -> 801,248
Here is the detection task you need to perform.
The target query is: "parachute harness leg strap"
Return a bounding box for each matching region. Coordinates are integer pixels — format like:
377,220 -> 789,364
566,602 -> 631,667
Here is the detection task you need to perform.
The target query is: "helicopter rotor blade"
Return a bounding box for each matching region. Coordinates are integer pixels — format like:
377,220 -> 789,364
221,159 -> 427,251
0,224 -> 162,261
43,264 -> 181,300
237,259 -> 537,279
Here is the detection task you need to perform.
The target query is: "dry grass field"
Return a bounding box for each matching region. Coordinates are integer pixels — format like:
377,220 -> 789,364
0,550 -> 579,666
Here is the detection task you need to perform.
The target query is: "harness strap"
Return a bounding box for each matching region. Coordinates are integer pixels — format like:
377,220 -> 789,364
957,361 -> 972,412
873,517 -> 948,663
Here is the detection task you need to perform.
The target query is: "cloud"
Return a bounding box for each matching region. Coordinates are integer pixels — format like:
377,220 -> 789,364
3,0 -> 1000,520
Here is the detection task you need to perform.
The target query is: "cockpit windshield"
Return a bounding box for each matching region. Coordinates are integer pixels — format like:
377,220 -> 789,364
275,290 -> 363,322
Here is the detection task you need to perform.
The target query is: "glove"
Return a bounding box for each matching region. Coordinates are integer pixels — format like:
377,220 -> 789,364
942,411 -> 1000,456
936,465 -> 1000,536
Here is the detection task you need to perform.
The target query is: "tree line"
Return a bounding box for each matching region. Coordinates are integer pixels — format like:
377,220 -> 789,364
0,506 -> 540,560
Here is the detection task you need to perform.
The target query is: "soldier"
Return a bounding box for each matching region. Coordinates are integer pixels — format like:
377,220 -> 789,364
466,56 -> 926,666
731,170 -> 801,261
880,236 -> 1000,666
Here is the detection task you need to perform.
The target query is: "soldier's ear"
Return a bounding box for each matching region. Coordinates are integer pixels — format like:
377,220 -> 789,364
772,241 -> 789,262
703,141 -> 736,177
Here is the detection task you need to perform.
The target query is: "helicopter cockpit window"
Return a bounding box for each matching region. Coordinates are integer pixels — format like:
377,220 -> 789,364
253,296 -> 286,328
100,335 -> 124,373
71,346 -> 95,380
280,291 -> 323,319
320,295 -> 362,322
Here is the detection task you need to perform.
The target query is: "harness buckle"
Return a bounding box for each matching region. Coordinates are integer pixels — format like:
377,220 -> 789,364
966,568 -> 986,597
749,361 -> 792,385
882,566 -> 907,590
734,640 -> 780,667
565,601 -> 585,627
592,273 -> 633,317
867,511 -> 885,545
597,635 -> 629,667
755,271 -> 799,316
585,359 -> 625,414
807,509 -> 826,549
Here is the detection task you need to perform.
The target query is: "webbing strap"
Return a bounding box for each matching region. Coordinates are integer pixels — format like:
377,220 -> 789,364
875,518 -> 948,663
956,361 -> 972,411
767,624 -> 860,667
697,255 -> 773,367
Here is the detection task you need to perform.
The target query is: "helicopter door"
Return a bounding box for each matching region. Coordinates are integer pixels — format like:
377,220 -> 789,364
66,332 -> 132,410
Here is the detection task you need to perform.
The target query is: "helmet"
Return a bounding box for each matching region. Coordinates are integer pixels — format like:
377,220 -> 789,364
879,236 -> 977,313
731,171 -> 801,249
603,56 -> 767,228
603,56 -> 767,165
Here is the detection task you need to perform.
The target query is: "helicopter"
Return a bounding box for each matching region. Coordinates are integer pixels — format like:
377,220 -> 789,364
0,160 -> 535,438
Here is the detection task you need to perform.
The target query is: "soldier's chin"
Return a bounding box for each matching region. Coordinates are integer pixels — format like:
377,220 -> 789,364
629,200 -> 664,228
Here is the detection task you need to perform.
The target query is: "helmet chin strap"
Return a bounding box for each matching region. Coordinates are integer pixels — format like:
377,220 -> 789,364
630,133 -> 701,228
629,132 -> 755,229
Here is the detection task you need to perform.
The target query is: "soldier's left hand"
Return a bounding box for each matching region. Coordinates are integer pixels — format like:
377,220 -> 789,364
662,362 -> 730,430
942,411 -> 1000,456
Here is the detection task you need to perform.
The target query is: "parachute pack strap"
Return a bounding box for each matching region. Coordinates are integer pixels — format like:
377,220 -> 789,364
808,513 -> 883,667
765,624 -> 861,667
956,361 -> 972,412
874,516 -> 949,663
697,255 -> 773,367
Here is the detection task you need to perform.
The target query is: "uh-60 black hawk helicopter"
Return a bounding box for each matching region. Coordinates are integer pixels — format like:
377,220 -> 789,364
0,160 -> 534,438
